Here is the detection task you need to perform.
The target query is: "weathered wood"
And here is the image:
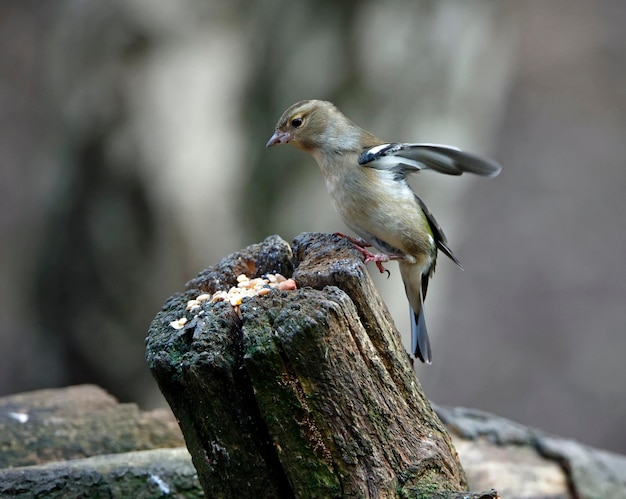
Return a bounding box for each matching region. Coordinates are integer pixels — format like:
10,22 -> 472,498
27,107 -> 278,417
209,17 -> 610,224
146,233 -> 470,497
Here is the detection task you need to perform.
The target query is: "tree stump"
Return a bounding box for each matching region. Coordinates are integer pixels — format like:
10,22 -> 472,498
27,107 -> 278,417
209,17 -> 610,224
146,233 -> 479,498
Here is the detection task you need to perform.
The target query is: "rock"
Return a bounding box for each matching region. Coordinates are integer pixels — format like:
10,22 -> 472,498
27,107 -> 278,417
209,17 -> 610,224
0,384 -> 202,497
0,448 -> 201,499
436,405 -> 626,498
0,384 -> 184,468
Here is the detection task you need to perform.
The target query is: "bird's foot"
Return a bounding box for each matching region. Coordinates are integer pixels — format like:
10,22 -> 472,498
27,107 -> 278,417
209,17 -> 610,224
362,251 -> 405,275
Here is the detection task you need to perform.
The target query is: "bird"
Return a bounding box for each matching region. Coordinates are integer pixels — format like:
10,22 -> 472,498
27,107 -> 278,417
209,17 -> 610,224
266,100 -> 501,364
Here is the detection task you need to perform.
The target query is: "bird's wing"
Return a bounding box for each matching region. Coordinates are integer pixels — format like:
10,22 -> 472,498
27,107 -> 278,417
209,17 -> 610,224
414,194 -> 462,271
413,194 -> 462,299
359,143 -> 502,178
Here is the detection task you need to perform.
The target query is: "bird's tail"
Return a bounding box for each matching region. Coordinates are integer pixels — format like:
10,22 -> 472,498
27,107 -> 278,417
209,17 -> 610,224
399,261 -> 432,364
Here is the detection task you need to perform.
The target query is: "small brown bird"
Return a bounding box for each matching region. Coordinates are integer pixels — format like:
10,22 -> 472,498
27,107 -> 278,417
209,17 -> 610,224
267,100 -> 501,363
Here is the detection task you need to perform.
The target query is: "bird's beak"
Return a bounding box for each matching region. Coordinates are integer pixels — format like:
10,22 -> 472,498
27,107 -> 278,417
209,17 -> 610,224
266,130 -> 290,148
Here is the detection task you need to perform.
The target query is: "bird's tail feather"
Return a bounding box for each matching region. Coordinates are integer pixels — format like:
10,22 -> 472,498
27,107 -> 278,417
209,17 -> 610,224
411,307 -> 431,364
399,262 -> 432,364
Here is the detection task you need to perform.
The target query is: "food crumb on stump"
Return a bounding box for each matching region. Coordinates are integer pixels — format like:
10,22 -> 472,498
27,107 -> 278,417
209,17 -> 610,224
170,273 -> 297,328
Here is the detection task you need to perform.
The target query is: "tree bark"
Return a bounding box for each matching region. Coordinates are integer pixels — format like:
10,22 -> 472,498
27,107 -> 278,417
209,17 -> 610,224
146,232 -> 473,498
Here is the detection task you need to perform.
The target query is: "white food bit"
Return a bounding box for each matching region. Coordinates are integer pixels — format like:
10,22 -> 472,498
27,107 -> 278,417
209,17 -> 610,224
250,278 -> 265,288
186,299 -> 201,311
169,317 -> 188,330
229,294 -> 243,307
188,273 -> 296,315
211,290 -> 228,302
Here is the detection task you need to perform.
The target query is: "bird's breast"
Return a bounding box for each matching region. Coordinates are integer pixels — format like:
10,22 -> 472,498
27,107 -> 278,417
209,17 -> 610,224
323,166 -> 435,263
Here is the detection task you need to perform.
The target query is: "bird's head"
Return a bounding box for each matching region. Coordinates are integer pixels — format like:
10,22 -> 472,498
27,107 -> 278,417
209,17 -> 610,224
266,100 -> 338,153
267,100 -> 377,159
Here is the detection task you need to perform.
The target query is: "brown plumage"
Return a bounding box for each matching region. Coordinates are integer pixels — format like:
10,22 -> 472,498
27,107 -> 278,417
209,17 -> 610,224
267,100 -> 501,363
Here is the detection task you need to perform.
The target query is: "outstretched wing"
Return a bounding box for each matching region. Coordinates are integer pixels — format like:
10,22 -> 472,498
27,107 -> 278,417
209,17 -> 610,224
359,143 -> 502,178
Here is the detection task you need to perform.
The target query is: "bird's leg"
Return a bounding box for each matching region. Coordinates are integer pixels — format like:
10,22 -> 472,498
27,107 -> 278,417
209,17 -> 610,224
333,232 -> 370,248
334,232 -> 403,275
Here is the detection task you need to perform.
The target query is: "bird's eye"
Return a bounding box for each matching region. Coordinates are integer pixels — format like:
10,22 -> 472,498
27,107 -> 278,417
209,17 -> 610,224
291,117 -> 303,128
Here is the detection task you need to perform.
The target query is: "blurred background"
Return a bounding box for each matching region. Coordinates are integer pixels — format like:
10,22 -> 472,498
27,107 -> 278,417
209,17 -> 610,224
2,0 -> 625,454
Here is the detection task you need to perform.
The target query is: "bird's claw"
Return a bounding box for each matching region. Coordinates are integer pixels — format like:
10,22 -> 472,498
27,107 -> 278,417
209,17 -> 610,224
335,235 -> 403,278
363,254 -> 391,275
